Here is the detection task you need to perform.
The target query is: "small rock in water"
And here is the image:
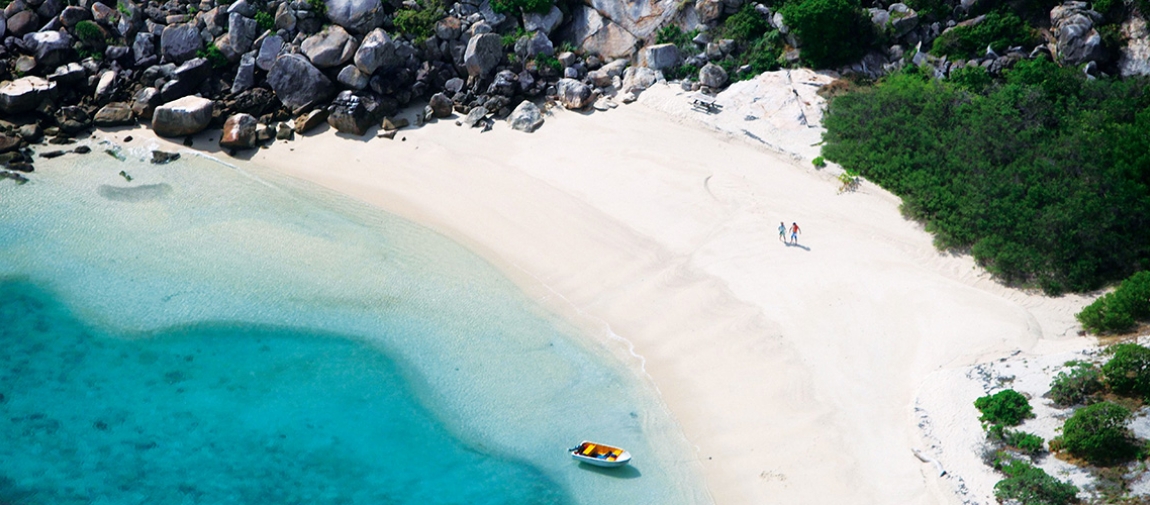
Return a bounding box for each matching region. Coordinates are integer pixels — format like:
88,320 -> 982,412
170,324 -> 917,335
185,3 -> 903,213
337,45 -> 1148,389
40,150 -> 66,159
7,162 -> 34,173
0,170 -> 29,184
48,137 -> 75,145
105,149 -> 126,161
74,146 -> 91,154
151,151 -> 180,164
119,171 -> 133,182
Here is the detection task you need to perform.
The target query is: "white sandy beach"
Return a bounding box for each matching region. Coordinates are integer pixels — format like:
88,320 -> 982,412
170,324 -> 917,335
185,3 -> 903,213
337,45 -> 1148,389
108,74 -> 1098,504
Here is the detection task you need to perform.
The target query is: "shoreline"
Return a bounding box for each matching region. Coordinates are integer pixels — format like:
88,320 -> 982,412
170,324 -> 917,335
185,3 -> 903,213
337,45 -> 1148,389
91,83 -> 1094,503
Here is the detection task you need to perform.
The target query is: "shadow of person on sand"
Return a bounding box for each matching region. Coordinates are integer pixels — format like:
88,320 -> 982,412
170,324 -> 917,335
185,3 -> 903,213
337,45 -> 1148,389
575,463 -> 642,479
786,242 -> 811,251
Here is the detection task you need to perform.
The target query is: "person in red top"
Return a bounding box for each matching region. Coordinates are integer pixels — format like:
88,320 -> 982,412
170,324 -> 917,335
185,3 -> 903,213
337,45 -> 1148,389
790,222 -> 801,244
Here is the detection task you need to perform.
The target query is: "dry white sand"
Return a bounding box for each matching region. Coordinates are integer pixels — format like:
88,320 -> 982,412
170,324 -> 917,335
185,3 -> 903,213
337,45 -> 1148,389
107,74 -> 1098,503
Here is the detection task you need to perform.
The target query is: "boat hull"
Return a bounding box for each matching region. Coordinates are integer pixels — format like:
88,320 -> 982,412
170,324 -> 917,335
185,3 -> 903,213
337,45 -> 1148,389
569,440 -> 632,468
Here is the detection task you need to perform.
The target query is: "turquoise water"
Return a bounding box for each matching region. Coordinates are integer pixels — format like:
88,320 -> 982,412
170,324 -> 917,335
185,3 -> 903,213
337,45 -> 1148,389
0,143 -> 708,504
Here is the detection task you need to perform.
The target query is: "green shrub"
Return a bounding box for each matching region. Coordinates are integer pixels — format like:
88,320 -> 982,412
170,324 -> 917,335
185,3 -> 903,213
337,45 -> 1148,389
975,389 -> 1033,426
988,424 -> 1046,455
821,57 -> 1150,294
656,25 -> 700,54
1102,343 -> 1150,397
812,156 -> 826,168
721,3 -> 770,41
994,459 -> 1079,505
308,0 -> 326,15
117,0 -> 131,17
491,0 -> 551,14
74,20 -> 105,47
930,11 -> 1038,58
1078,272 -> 1150,334
197,43 -> 229,68
947,65 -> 992,93
1049,361 -> 1104,407
534,53 -> 562,74
663,63 -> 699,81
905,0 -> 951,20
255,11 -> 275,31
1058,401 -> 1138,465
779,0 -> 874,68
393,0 -> 444,39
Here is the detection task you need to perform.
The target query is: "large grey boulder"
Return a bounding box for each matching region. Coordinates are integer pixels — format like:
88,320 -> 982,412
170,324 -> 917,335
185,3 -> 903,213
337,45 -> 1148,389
435,16 -> 462,40
159,57 -> 211,102
327,91 -> 378,135
556,78 -> 592,109
324,0 -> 385,34
268,53 -> 335,111
696,0 -> 722,24
131,87 -> 160,119
524,5 -> 563,35
698,62 -> 727,87
7,10 -> 38,38
231,51 -> 256,94
132,32 -> 155,65
428,92 -> 453,118
302,24 -> 358,68
465,32 -> 503,77
564,6 -> 639,59
1119,16 -> 1150,76
160,24 -> 202,63
0,76 -> 56,113
888,3 -> 919,37
514,30 -> 554,60
58,5 -> 89,27
152,96 -> 214,137
643,43 -> 680,70
507,100 -> 544,132
256,34 -> 285,71
353,28 -> 397,75
219,113 -> 258,149
24,30 -> 73,69
621,66 -> 661,94
337,64 -> 369,89
1050,1 -> 1106,65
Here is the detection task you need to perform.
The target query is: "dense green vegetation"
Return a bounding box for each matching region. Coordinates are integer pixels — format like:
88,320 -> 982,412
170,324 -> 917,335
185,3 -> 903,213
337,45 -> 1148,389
988,424 -> 1045,455
822,58 -> 1150,295
198,43 -> 229,68
74,21 -> 105,48
975,389 -> 1033,425
1048,361 -> 1103,407
1055,401 -> 1138,465
393,0 -> 444,39
993,459 -> 1079,505
930,11 -> 1038,59
1078,272 -> 1150,334
779,0 -> 873,67
255,11 -> 275,32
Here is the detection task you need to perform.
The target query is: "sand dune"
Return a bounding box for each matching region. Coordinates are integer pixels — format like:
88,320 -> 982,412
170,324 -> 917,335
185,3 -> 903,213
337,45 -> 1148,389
113,79 -> 1094,503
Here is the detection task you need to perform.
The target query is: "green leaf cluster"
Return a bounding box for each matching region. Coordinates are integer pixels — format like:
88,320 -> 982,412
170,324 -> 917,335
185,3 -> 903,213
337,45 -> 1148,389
197,43 -> 229,69
1048,361 -> 1103,407
1078,271 -> 1150,334
779,0 -> 874,68
988,424 -> 1045,455
533,53 -> 561,73
821,57 -> 1150,294
931,11 -> 1037,59
1057,401 -> 1138,465
720,3 -> 770,41
974,389 -> 1033,426
255,11 -> 275,32
993,459 -> 1079,505
393,0 -> 444,39
74,20 -> 105,47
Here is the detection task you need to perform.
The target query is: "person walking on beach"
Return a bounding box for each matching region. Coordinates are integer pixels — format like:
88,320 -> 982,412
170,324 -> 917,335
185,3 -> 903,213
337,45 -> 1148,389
790,222 -> 801,244
778,222 -> 787,242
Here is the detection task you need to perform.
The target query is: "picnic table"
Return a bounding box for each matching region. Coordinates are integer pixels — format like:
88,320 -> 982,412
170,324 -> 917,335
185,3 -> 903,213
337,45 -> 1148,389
690,93 -> 722,113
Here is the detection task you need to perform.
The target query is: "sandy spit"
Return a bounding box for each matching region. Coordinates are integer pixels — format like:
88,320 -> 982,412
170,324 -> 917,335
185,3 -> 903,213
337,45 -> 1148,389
103,75 -> 1096,504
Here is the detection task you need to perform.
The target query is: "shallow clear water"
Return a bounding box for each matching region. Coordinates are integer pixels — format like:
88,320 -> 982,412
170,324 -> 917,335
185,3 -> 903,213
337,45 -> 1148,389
0,142 -> 708,504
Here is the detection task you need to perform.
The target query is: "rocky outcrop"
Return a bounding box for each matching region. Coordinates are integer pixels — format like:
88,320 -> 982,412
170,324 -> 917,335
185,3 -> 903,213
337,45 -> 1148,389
93,102 -> 135,126
524,6 -> 563,35
0,76 -> 56,114
219,113 -> 258,149
354,28 -> 398,75
586,0 -> 677,39
152,96 -> 214,137
267,53 -> 334,111
565,6 -> 639,59
699,63 -> 728,88
327,91 -> 379,135
1119,16 -> 1150,76
507,100 -> 544,132
160,24 -> 202,64
1050,1 -> 1106,66
621,66 -> 661,94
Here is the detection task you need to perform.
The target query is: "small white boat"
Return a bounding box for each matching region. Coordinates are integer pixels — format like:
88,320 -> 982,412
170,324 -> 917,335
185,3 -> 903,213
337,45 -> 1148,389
569,440 -> 632,468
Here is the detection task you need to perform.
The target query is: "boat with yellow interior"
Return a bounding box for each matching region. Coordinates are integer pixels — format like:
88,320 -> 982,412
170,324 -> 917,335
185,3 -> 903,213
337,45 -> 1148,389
569,441 -> 632,468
